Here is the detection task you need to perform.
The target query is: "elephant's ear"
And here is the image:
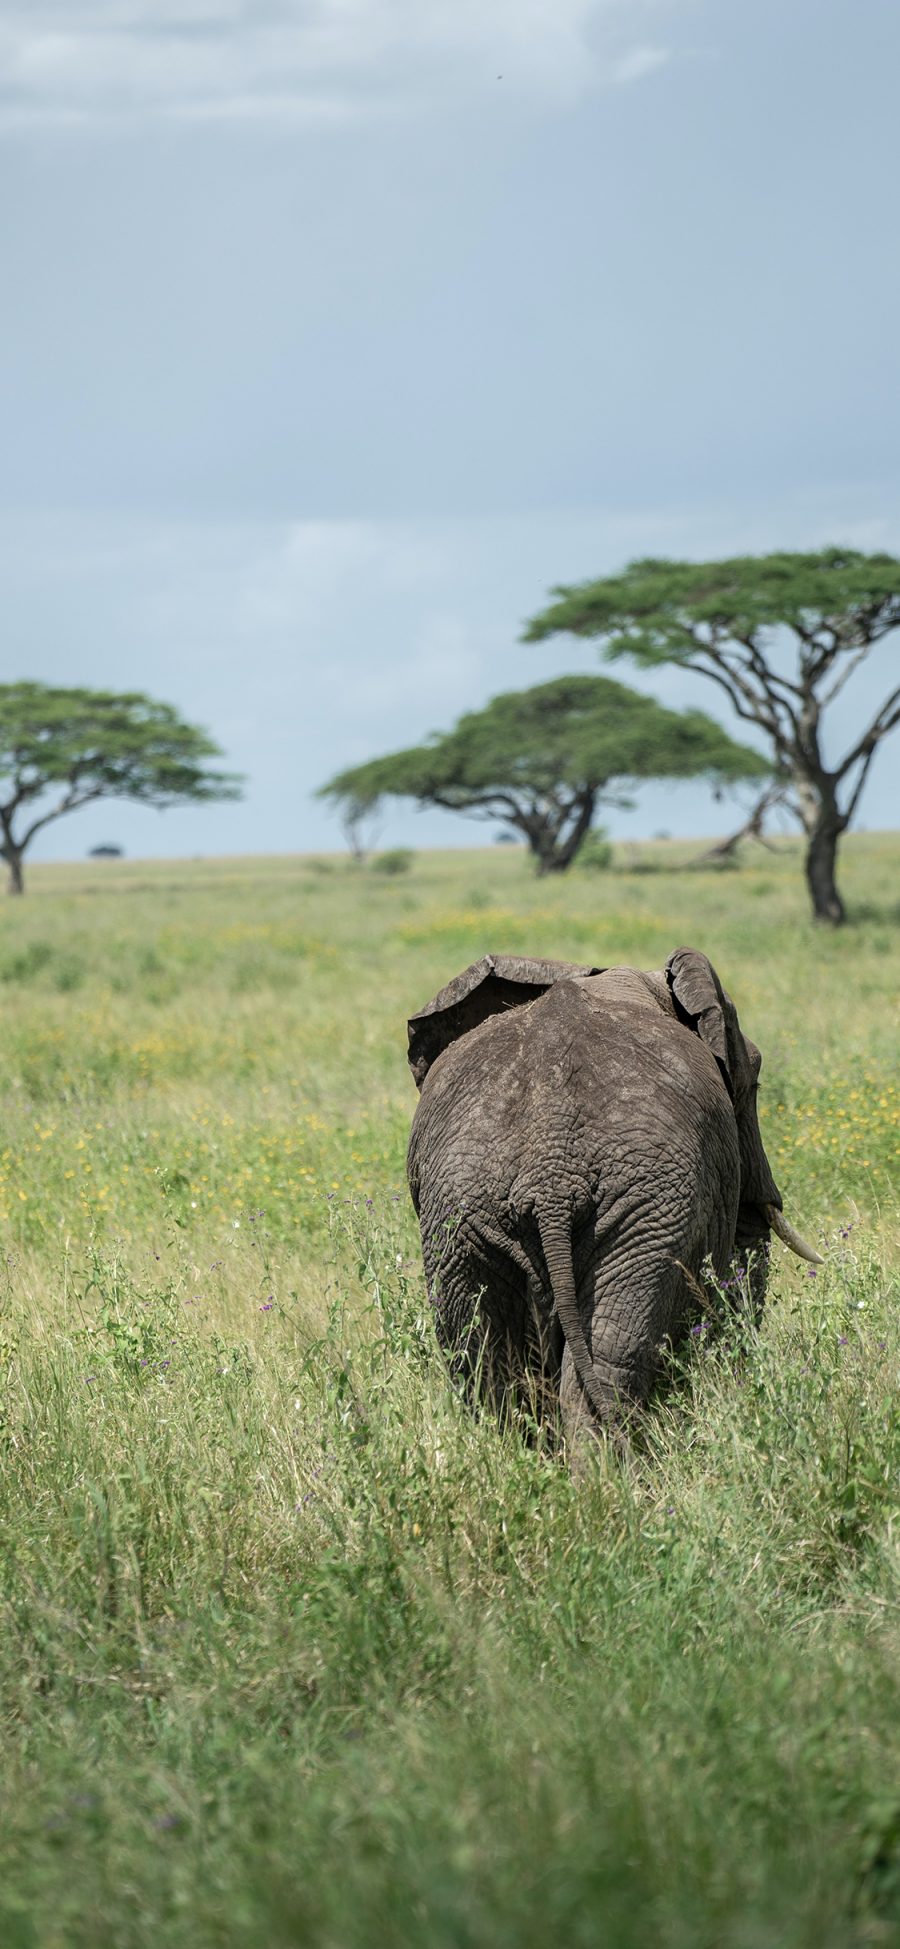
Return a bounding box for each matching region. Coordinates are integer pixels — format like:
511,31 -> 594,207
408,953 -> 603,1089
665,946 -> 734,1097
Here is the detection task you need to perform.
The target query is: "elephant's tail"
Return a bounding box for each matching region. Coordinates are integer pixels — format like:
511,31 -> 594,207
536,1207 -> 610,1423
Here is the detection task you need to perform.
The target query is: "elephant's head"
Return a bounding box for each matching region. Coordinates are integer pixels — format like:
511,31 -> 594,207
664,947 -> 821,1266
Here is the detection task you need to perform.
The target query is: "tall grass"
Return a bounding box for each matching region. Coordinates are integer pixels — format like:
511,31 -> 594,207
0,837 -> 898,1946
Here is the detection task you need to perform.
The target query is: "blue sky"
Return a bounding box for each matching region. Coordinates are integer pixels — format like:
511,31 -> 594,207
2,0 -> 898,859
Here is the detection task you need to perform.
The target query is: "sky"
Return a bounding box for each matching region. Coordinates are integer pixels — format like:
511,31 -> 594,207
1,0 -> 899,861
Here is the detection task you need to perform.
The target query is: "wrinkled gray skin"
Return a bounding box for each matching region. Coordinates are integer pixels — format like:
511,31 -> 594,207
406,948 -> 782,1448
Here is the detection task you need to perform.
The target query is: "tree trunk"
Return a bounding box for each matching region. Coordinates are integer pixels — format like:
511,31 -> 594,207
531,789 -> 596,874
533,838 -> 559,875
794,767 -> 847,926
528,815 -> 564,875
5,847 -> 24,895
804,816 -> 845,925
553,788 -> 597,871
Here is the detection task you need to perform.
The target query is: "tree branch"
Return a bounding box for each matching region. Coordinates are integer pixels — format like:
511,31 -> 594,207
820,642 -> 873,709
691,781 -> 793,863
427,789 -> 524,822
682,638 -> 790,748
733,631 -> 806,705
833,685 -> 900,782
799,627 -> 841,689
18,785 -> 105,850
840,749 -> 880,830
0,780 -> 37,824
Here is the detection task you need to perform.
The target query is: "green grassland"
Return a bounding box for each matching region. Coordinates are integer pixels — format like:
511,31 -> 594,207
1,835 -> 898,1948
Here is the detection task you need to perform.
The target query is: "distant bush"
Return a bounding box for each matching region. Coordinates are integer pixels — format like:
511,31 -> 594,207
371,848 -> 414,876
89,845 -> 124,858
0,939 -> 85,993
0,940 -> 54,983
576,830 -> 614,872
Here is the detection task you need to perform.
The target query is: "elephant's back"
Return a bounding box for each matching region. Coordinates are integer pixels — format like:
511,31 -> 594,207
569,991 -> 731,1121
407,978 -> 736,1204
407,1002 -> 531,1191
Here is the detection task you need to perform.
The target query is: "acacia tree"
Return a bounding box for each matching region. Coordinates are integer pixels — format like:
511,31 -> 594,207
524,548 -> 900,923
318,675 -> 768,873
0,683 -> 242,893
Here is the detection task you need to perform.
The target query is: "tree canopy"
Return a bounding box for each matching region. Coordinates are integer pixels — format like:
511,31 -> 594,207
524,547 -> 900,921
318,674 -> 769,873
0,683 -> 242,893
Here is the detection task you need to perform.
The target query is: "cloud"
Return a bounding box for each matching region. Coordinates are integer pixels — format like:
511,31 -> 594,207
0,0 -> 673,129
611,44 -> 670,85
235,518 -> 451,636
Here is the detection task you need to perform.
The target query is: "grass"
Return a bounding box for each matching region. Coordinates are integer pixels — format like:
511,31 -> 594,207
0,834 -> 898,1947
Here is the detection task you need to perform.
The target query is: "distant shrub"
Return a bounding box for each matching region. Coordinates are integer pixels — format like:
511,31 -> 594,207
371,849 -> 414,876
0,940 -> 55,983
576,830 -> 614,873
52,955 -> 86,994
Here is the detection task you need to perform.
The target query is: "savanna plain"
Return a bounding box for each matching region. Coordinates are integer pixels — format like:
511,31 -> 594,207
1,836 -> 899,1949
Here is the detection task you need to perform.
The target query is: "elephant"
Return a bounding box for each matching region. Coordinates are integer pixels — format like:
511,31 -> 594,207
406,948 -> 820,1447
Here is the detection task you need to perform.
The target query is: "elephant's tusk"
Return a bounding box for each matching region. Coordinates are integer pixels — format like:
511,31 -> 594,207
765,1205 -> 824,1266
